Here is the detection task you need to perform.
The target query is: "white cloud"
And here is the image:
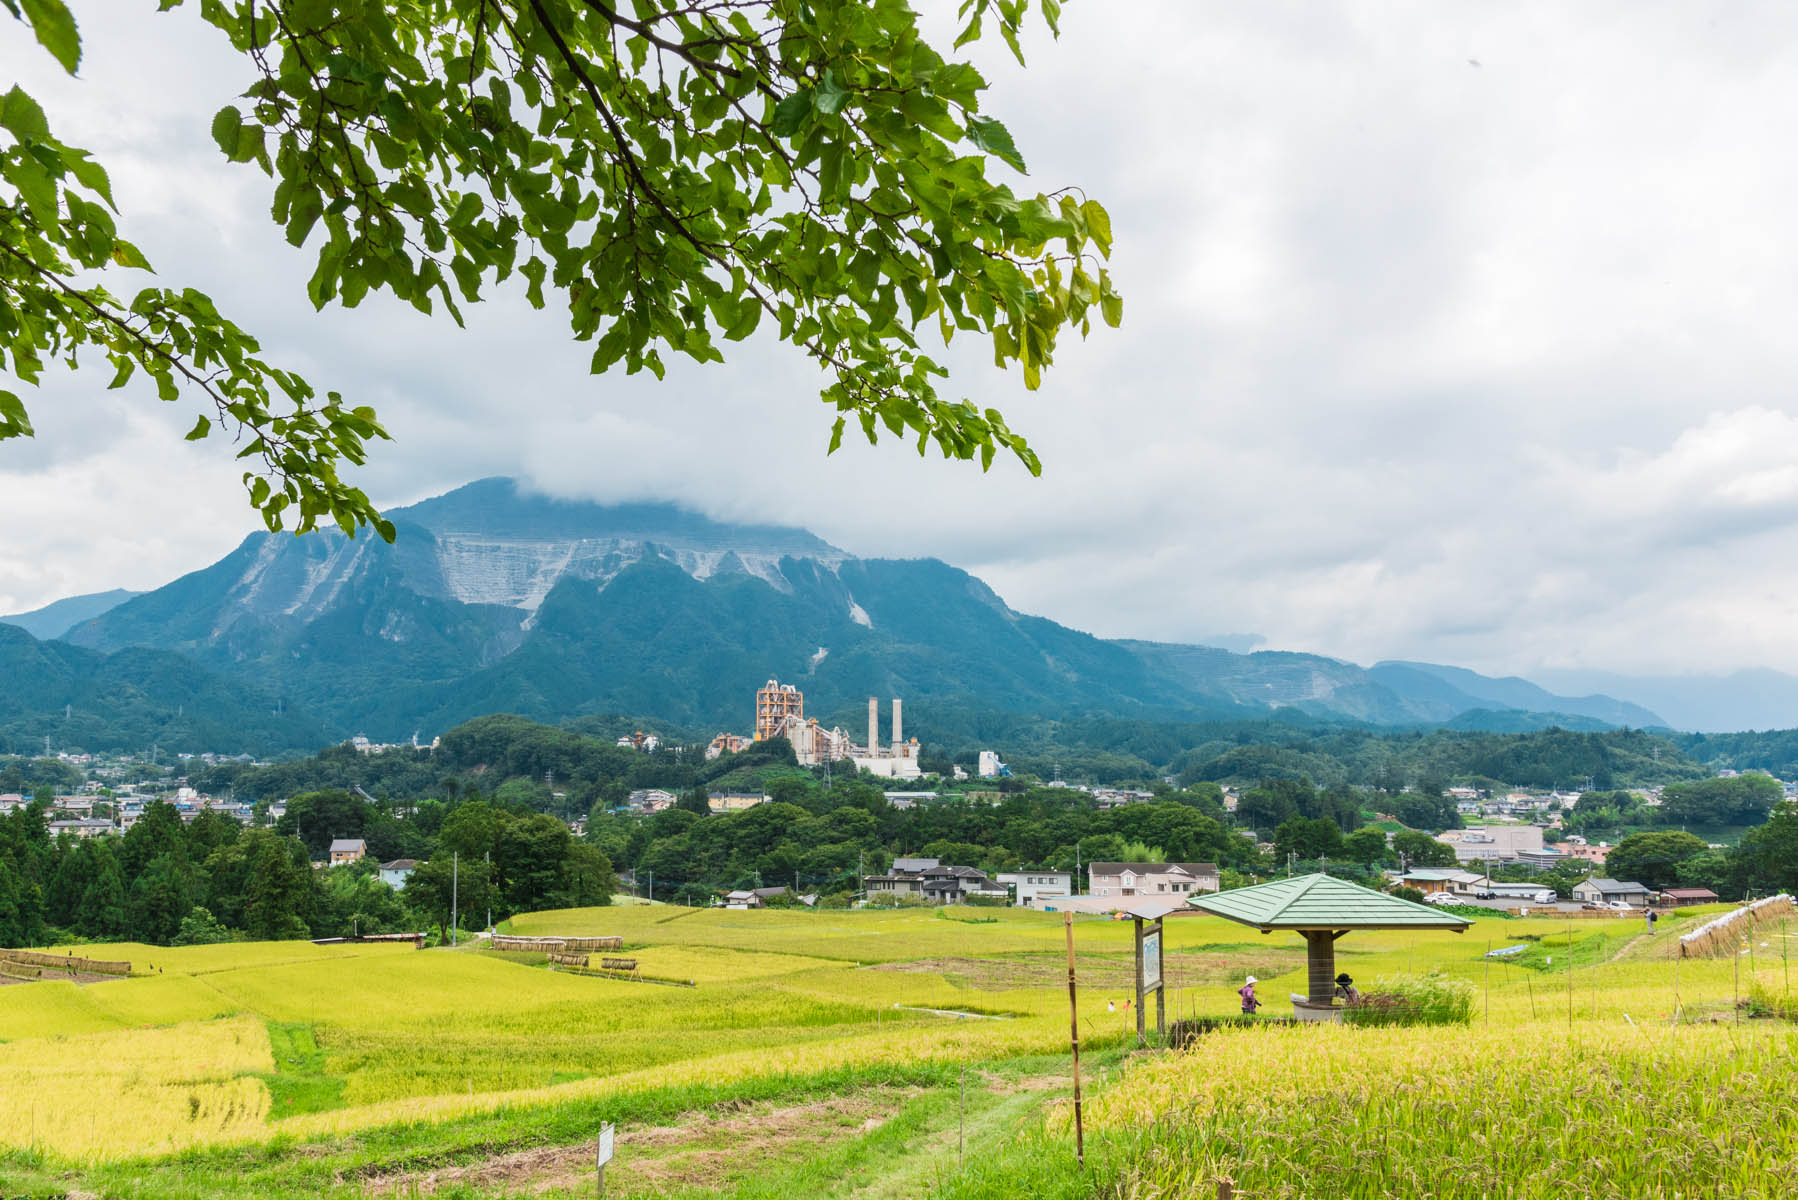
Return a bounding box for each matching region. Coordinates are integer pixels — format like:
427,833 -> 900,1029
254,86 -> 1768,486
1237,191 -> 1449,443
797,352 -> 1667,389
8,2 -> 1798,681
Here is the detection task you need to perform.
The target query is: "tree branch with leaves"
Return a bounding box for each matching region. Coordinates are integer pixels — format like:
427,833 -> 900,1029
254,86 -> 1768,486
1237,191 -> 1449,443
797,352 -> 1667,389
1,0 -> 1119,538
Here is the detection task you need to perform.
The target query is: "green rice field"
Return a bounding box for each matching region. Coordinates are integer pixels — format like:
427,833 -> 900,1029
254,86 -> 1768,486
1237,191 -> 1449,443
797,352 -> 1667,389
1,901 -> 1793,1198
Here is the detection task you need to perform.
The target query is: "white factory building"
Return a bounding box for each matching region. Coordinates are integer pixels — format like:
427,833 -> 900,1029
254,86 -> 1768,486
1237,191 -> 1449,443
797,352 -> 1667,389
851,697 -> 922,779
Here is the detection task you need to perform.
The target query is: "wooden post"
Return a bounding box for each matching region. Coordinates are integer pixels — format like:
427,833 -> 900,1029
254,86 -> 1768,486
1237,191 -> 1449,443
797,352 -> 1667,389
1302,930 -> 1337,1006
1133,916 -> 1146,1048
1065,911 -> 1085,1166
1156,945 -> 1166,1041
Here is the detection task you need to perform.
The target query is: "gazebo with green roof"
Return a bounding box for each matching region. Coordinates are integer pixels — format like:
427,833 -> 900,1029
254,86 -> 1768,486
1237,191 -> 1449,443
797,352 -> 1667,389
1187,873 -> 1473,1013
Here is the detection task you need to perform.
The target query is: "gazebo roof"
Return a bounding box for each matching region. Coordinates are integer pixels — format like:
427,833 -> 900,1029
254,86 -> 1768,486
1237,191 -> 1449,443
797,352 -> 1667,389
1187,872 -> 1473,932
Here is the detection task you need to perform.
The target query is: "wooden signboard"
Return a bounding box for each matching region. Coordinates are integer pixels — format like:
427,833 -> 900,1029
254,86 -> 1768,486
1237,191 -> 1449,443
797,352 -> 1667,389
596,1122 -> 615,1194
1133,915 -> 1166,1047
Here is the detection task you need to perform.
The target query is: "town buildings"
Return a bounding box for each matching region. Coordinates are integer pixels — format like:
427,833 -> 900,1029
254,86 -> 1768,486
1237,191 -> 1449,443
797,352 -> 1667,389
1435,825 -> 1546,865
704,733 -> 752,760
328,838 -> 368,866
707,791 -> 767,813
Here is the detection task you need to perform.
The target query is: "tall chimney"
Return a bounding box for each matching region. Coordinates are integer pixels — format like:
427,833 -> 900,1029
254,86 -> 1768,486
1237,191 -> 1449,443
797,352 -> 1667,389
868,697 -> 879,756
892,697 -> 902,748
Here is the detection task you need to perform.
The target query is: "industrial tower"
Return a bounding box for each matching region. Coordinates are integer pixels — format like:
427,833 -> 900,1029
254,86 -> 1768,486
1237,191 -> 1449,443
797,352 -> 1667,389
755,680 -> 805,742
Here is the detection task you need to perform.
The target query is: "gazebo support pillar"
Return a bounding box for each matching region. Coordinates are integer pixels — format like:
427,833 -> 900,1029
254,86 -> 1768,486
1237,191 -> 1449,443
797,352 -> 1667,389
1302,930 -> 1341,1006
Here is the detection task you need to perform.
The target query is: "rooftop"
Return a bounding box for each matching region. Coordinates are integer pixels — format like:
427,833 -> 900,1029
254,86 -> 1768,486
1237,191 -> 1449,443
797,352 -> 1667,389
1188,873 -> 1474,931
1089,861 -> 1218,875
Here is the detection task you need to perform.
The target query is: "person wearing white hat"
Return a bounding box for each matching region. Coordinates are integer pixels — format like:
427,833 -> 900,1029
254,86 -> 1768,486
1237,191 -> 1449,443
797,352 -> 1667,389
1238,975 -> 1261,1015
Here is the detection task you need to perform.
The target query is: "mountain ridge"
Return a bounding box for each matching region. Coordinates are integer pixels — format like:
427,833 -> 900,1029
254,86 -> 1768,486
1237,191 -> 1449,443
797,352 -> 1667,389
18,477 -> 1668,745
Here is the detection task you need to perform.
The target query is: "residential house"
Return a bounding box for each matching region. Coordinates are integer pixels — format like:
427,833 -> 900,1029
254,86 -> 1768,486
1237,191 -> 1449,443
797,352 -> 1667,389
1397,868 -> 1487,896
1086,862 -> 1219,899
996,870 -> 1073,908
862,858 -> 1006,904
328,838 -> 368,866
1092,788 -> 1155,808
1484,882 -> 1556,904
1659,887 -> 1721,907
626,789 -> 678,813
921,867 -> 1007,904
48,818 -> 114,839
723,886 -> 791,909
1560,842 -> 1612,866
707,791 -> 767,813
1512,848 -> 1568,872
378,859 -> 419,889
1571,878 -> 1653,908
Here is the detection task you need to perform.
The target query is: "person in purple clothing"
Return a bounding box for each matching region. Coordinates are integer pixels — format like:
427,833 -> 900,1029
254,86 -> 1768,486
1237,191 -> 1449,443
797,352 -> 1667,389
1238,975 -> 1261,1015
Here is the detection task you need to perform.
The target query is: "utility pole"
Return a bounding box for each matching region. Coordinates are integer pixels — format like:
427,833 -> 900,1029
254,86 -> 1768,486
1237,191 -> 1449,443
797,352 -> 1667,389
484,851 -> 491,933
451,852 -> 459,947
647,868 -> 653,902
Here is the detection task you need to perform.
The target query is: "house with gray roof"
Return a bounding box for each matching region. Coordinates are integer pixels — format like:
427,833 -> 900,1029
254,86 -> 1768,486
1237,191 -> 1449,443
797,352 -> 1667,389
1571,877 -> 1653,907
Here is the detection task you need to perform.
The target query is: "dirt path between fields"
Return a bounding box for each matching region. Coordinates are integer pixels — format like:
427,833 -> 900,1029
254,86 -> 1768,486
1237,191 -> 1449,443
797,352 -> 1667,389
355,1090 -> 914,1197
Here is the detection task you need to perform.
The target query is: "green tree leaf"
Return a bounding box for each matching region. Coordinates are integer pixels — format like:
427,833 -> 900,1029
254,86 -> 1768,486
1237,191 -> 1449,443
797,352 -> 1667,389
19,0 -> 80,74
965,114 -> 1026,173
1,85 -> 50,142
209,106 -> 241,155
772,90 -> 813,138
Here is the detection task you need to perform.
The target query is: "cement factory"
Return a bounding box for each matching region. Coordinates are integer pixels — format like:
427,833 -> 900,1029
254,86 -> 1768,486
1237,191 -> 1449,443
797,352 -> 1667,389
705,679 -> 923,779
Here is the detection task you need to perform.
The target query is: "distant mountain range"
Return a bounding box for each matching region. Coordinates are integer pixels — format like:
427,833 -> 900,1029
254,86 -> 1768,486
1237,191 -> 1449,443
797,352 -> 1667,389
1,589 -> 141,641
2,477 -> 1736,755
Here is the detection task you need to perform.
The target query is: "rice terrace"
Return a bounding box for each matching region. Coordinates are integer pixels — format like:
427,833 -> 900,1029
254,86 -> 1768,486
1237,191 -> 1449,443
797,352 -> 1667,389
3,896 -> 1797,1199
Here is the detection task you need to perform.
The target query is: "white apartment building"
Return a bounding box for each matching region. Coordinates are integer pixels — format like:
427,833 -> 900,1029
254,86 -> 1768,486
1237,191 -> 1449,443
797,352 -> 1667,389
996,871 -> 1072,908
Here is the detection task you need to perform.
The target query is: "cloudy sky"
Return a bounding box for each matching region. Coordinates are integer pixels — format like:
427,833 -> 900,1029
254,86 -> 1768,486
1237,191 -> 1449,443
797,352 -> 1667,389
6,1 -> 1798,686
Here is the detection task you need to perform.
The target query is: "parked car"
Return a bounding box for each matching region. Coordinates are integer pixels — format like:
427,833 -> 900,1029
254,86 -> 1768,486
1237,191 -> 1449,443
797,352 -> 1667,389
1426,892 -> 1461,906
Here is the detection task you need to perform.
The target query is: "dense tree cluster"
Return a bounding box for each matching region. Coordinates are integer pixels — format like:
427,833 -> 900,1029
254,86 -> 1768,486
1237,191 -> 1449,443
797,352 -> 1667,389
0,788 -> 611,948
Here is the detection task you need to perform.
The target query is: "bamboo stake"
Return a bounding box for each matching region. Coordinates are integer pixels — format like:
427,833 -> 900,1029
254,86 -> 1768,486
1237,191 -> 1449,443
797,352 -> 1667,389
1566,923 -> 1574,1032
1734,938 -> 1742,1024
1065,911 -> 1085,1166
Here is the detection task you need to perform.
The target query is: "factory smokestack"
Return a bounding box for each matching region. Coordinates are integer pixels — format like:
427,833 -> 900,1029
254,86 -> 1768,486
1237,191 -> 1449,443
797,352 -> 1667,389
892,698 -> 902,748
868,697 -> 878,757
